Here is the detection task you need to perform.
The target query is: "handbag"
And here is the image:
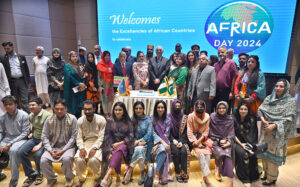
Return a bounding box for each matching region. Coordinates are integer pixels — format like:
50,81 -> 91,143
0,152 -> 9,170
253,142 -> 268,155
144,155 -> 155,187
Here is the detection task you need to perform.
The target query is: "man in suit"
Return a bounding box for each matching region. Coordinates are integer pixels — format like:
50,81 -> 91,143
0,42 -> 30,113
93,45 -> 102,65
124,46 -> 137,64
114,51 -> 134,90
187,54 -> 216,113
148,46 -> 170,91
145,44 -> 155,63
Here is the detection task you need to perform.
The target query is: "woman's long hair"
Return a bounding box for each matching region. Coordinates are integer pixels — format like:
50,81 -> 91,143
186,51 -> 197,69
238,55 -> 260,93
112,102 -> 131,123
233,102 -> 251,129
152,100 -> 167,130
132,101 -> 145,134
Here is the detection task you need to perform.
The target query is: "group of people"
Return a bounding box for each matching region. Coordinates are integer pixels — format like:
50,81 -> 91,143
0,40 -> 298,187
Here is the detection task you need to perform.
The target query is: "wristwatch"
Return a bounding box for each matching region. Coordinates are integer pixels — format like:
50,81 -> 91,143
92,147 -> 98,150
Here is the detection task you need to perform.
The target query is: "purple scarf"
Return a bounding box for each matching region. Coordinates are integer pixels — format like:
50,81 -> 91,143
168,99 -> 183,137
209,112 -> 235,139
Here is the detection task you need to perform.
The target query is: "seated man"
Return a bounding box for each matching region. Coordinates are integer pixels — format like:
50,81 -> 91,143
0,96 -> 30,187
40,98 -> 78,187
75,100 -> 106,186
18,97 -> 51,186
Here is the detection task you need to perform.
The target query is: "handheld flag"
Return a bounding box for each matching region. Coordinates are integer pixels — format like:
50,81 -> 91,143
158,77 -> 168,96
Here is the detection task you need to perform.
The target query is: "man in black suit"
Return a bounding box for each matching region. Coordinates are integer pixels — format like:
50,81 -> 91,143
113,51 -> 134,90
149,46 -> 170,91
0,42 -> 30,113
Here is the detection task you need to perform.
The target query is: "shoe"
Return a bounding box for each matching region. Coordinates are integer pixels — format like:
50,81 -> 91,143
0,173 -> 6,181
22,176 -> 36,187
34,174 -> 43,185
261,176 -> 267,180
262,180 -> 276,186
65,178 -> 73,187
297,128 -> 300,133
176,176 -> 183,183
138,170 -> 146,185
215,172 -> 222,182
153,175 -> 159,185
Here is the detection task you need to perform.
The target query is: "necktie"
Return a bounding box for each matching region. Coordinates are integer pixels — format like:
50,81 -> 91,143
122,63 -> 126,76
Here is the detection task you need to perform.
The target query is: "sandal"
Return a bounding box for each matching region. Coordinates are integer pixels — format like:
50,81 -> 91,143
101,179 -> 108,187
176,176 -> 183,183
22,177 -> 35,187
153,175 -> 159,185
34,175 -> 43,185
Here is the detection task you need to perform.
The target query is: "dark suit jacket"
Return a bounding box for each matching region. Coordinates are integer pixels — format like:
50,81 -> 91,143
113,61 -> 134,86
0,53 -> 30,86
148,56 -> 170,90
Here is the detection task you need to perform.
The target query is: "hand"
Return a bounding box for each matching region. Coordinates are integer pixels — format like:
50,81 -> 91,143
154,79 -> 160,85
209,96 -> 215,100
221,142 -> 230,148
262,120 -> 270,127
128,85 -> 133,90
241,144 -> 247,150
0,145 -> 9,153
163,143 -> 170,151
151,145 -> 158,154
92,87 -> 97,92
112,142 -> 121,149
88,149 -> 96,159
108,154 -> 112,160
49,150 -> 57,158
134,140 -> 139,146
32,145 -> 41,153
173,139 -> 179,146
193,140 -> 199,147
229,92 -> 234,99
27,133 -> 33,139
177,142 -> 182,148
265,124 -> 277,132
55,150 -> 65,158
138,141 -> 146,146
79,149 -> 87,159
58,83 -> 64,91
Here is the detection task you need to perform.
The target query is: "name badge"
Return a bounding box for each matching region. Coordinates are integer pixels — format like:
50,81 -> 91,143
109,68 -> 112,72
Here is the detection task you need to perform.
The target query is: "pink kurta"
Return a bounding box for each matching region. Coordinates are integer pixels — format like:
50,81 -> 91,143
187,112 -> 212,156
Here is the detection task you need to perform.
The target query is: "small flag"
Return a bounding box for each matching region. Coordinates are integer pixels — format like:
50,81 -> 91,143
117,78 -> 129,96
167,77 -> 176,97
158,77 -> 168,96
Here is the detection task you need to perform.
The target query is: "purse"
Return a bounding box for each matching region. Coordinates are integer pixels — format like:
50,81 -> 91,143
253,142 -> 268,155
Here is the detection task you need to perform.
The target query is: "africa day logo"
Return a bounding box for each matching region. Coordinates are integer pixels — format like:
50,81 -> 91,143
205,1 -> 274,54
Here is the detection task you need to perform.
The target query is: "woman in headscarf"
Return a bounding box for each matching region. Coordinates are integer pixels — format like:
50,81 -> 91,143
187,100 -> 213,186
234,55 -> 266,115
84,52 -> 99,112
233,103 -> 259,187
132,51 -> 149,90
47,48 -> 65,107
258,79 -> 297,186
100,102 -> 134,187
122,101 -> 153,185
63,51 -> 86,118
151,100 -> 171,185
97,51 -> 114,119
209,101 -> 235,187
168,99 -> 191,183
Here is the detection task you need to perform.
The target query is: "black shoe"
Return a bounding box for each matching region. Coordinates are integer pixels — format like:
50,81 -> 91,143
138,170 -> 146,185
297,128 -> 300,133
262,180 -> 276,186
0,173 -> 6,181
176,176 -> 183,183
261,176 -> 267,180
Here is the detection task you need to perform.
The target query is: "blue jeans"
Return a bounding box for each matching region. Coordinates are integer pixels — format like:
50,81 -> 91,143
156,152 -> 166,174
18,138 -> 44,177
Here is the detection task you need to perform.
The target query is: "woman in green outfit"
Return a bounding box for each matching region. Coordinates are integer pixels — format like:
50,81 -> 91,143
63,51 -> 86,118
168,53 -> 188,102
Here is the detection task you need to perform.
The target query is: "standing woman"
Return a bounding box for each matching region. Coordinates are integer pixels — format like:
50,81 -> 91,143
234,55 -> 266,115
233,103 -> 259,187
123,101 -> 153,185
0,63 -> 10,114
209,101 -> 235,187
258,79 -> 297,185
64,51 -> 86,118
47,48 -> 65,107
132,51 -> 149,90
97,51 -> 114,119
169,99 -> 191,183
151,100 -> 171,185
185,51 -> 199,114
101,102 -> 134,187
84,52 -> 99,112
168,53 -> 188,100
187,100 -> 212,186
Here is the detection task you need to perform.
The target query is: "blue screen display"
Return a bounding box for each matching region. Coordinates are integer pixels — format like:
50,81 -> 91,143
97,0 -> 297,73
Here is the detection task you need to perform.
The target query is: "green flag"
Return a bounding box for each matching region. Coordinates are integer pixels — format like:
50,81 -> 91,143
167,77 -> 176,97
158,77 -> 168,96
